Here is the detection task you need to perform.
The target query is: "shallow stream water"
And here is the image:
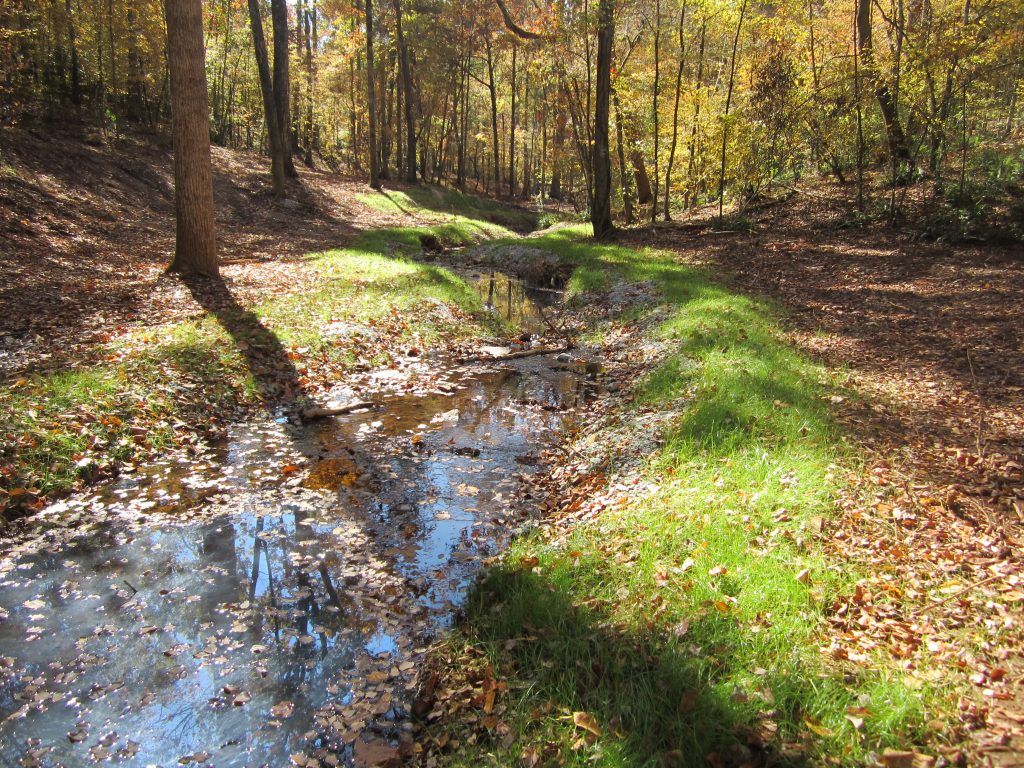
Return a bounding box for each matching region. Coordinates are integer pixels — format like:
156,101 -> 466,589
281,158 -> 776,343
0,303 -> 597,767
0,268 -> 598,765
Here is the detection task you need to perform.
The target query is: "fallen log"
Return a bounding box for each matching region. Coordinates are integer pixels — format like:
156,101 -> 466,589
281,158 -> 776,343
459,344 -> 573,364
301,401 -> 376,420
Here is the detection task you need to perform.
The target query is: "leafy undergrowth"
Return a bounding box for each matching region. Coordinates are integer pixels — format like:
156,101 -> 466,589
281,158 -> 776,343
419,226 -> 940,767
0,207 -> 516,519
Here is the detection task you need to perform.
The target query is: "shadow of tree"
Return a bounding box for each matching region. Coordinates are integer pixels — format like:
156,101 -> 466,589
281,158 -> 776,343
180,274 -> 311,408
446,567 -> 809,768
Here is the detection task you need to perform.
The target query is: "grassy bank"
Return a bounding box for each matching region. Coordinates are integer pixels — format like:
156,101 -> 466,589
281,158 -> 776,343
356,184 -> 539,235
0,195 -> 519,518
423,226 -> 939,767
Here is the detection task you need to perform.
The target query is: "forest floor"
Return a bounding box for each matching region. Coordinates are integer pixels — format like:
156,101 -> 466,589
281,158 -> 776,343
0,127 -> 1022,767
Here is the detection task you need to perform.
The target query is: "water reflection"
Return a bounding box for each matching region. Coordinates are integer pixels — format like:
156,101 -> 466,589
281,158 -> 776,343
0,360 -> 598,766
476,272 -> 559,336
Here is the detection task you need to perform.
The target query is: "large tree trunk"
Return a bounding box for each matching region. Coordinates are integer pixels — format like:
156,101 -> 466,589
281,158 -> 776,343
591,0 -> 615,239
395,0 -> 416,182
247,0 -> 286,197
271,0 -> 297,177
365,0 -> 380,188
856,0 -> 912,168
164,0 -> 218,277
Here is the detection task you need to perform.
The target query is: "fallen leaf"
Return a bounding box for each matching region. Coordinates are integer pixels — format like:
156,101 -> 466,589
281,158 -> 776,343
572,711 -> 601,736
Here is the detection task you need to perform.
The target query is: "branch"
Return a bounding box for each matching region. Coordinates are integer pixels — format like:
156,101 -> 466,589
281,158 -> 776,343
492,0 -> 544,39
909,573 -> 1005,617
302,401 -> 376,419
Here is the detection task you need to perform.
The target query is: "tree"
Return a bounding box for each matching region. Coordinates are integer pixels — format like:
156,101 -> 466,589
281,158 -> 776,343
164,0 -> 218,278
717,0 -> 746,219
591,0 -> 616,239
247,0 -> 287,197
270,0 -> 297,177
395,0 -> 416,182
365,0 -> 381,188
856,0 -> 912,171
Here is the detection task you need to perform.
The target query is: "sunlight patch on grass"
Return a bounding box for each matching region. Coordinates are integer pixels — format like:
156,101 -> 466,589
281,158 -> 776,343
356,183 -> 537,234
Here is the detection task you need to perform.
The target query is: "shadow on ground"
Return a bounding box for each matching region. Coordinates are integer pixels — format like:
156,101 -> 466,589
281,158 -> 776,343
437,566 -> 810,768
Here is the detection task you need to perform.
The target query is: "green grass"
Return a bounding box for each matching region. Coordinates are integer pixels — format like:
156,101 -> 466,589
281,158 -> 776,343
356,183 -> 538,234
0,200 -> 527,516
427,225 -> 937,767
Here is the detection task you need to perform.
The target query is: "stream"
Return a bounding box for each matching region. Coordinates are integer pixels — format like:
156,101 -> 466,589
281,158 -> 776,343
0,277 -> 598,767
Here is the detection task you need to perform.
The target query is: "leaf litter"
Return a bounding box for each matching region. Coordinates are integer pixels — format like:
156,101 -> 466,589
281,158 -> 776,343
0,316 -> 604,766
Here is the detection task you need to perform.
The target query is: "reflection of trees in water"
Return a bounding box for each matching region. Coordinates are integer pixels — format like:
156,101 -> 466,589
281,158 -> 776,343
478,272 -> 547,332
0,354 -> 595,765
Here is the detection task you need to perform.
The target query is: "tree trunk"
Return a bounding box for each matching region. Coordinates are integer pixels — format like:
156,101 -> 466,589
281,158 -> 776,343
365,0 -> 380,188
304,0 -> 315,167
126,8 -> 145,119
591,0 -> 615,239
856,0 -> 912,168
247,0 -> 286,197
613,90 -> 634,223
651,0 -> 661,222
631,149 -> 652,204
684,18 -> 705,208
395,0 -> 416,181
271,0 -> 297,177
717,0 -> 746,218
550,109 -> 565,199
664,0 -> 686,220
485,35 -> 500,189
164,0 -> 218,277
107,0 -> 116,110
65,0 -> 80,105
509,42 -> 517,196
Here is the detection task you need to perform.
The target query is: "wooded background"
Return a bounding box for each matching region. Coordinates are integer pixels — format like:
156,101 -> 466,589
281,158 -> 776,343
1,0 -> 1021,223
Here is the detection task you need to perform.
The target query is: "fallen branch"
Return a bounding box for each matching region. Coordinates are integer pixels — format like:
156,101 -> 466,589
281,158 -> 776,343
909,572 -> 1005,617
301,401 -> 376,420
459,344 -> 572,364
534,300 -> 567,337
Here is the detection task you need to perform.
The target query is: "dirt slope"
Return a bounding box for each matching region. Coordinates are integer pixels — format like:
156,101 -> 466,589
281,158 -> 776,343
0,125 -> 406,377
